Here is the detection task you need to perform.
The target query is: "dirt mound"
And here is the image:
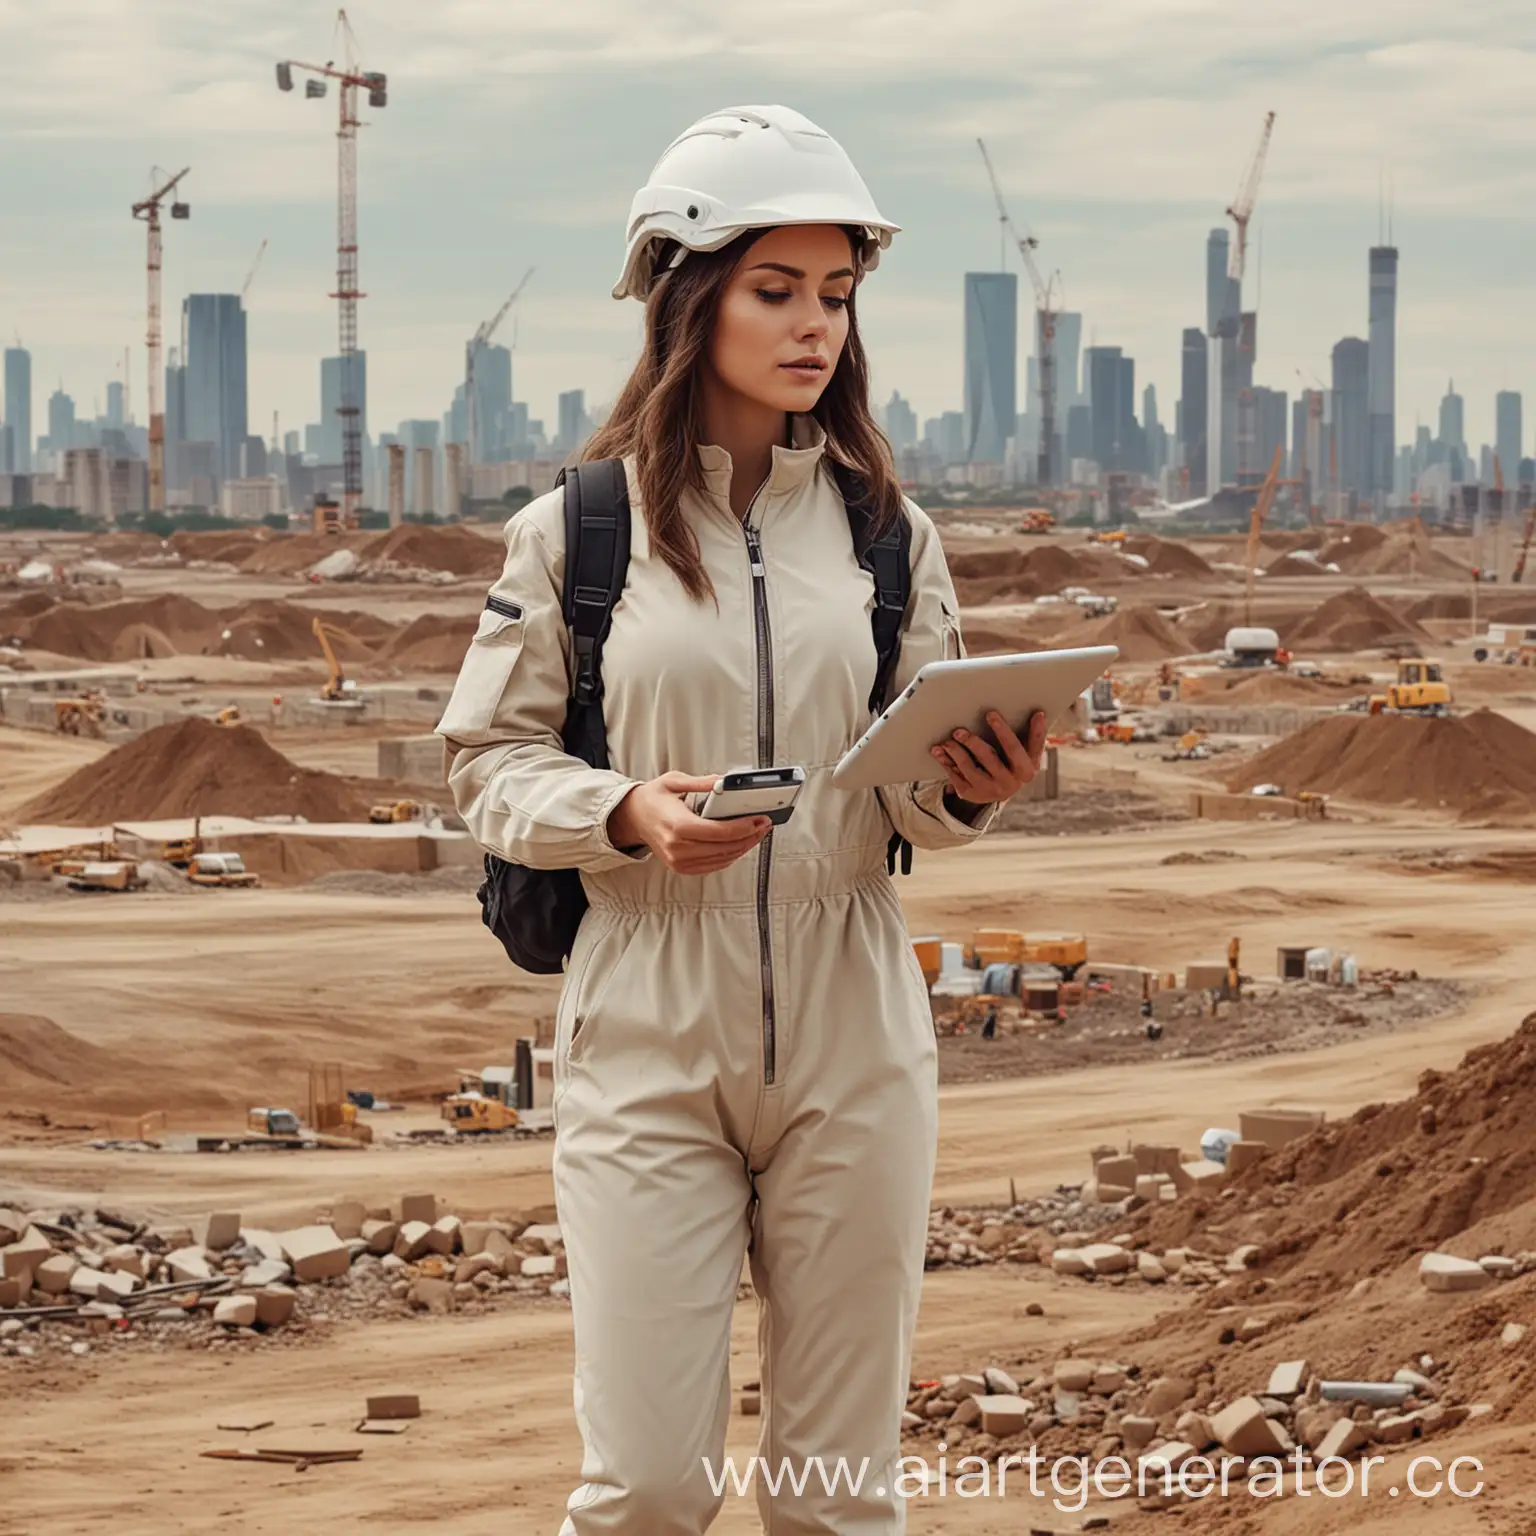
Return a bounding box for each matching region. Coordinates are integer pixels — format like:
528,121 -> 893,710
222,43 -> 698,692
1214,670 -> 1352,703
949,544 -> 1102,605
382,612 -> 476,671
1265,550 -> 1333,577
14,593 -> 220,662
1122,534 -> 1216,579
1185,601 -> 1320,653
0,591 -> 60,623
1318,518 -> 1470,580
239,532 -> 367,576
359,523 -> 503,579
204,600 -> 381,663
166,529 -> 266,566
20,716 -> 372,824
1288,585 -> 1430,651
1060,603 -> 1188,661
1408,591 -> 1536,624
0,1013 -> 169,1118
110,623 -> 178,661
1225,709 -> 1536,818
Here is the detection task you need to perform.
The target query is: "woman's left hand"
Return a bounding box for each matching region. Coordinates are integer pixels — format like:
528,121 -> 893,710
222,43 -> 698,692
931,709 -> 1048,806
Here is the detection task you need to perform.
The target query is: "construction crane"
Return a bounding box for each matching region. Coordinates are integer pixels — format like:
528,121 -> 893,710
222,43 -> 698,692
242,238 -> 269,300
976,137 -> 1060,487
1513,507 -> 1536,585
277,10 -> 388,531
466,267 -> 535,470
1225,110 -> 1276,286
1244,445 -> 1283,627
131,167 -> 191,515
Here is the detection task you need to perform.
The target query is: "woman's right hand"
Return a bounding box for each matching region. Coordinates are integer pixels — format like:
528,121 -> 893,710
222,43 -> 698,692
606,773 -> 772,875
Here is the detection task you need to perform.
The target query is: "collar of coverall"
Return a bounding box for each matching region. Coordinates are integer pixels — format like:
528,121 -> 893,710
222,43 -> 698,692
695,414 -> 827,519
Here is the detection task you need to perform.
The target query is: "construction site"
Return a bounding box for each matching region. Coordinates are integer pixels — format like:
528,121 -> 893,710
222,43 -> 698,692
3,485 -> 1536,1533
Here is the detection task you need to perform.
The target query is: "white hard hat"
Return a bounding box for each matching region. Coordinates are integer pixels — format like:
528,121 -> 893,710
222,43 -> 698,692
612,104 -> 900,302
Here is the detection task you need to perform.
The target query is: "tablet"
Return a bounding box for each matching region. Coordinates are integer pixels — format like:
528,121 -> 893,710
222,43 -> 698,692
830,645 -> 1119,791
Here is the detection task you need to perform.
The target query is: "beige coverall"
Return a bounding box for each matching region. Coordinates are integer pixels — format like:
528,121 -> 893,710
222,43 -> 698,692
438,421 -> 998,1533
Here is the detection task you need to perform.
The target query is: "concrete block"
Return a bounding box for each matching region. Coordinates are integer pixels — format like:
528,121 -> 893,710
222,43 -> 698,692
1142,1376 -> 1193,1417
1211,1396 -> 1287,1458
95,1269 -> 138,1301
1133,1145 -> 1183,1177
1137,1252 -> 1168,1283
1081,1243 -> 1133,1275
399,1193 -> 438,1226
983,1366 -> 1019,1396
1184,963 -> 1230,991
1226,1140 -> 1270,1175
214,1295 -> 258,1327
1054,1359 -> 1097,1393
68,1267 -> 106,1299
255,1285 -> 297,1327
0,1273 -> 28,1307
1094,1365 -> 1128,1394
1374,1415 -> 1417,1445
409,1276 -> 454,1313
1267,1360 -> 1309,1399
102,1244 -> 144,1278
1094,1155 -> 1139,1188
367,1393 -> 421,1420
1138,1441 -> 1196,1477
1239,1109 -> 1324,1151
1479,1255 -> 1517,1279
1134,1175 -> 1171,1203
240,1259 -> 292,1289
521,1222 -> 563,1250
239,1229 -> 286,1262
1051,1248 -> 1091,1276
330,1201 -> 367,1240
278,1225 -> 350,1283
521,1255 -> 557,1278
1419,1253 -> 1494,1293
205,1212 -> 242,1251
976,1394 -> 1031,1436
36,1254 -> 80,1294
947,1396 -> 981,1427
1084,1180 -> 1133,1205
0,1208 -> 24,1247
1173,1159 -> 1226,1193
478,1229 -> 516,1265
460,1222 -> 498,1256
2,1226 -> 53,1278
394,1221 -> 434,1261
1120,1415 -> 1158,1449
362,1220 -> 398,1256
426,1216 -> 462,1256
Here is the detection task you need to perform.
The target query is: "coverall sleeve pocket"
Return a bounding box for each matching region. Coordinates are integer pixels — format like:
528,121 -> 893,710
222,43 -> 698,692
436,608 -> 526,740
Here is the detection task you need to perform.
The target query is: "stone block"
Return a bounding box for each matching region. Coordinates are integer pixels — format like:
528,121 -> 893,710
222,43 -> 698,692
976,1394 -> 1031,1436
1054,1359 -> 1097,1393
1267,1360 -> 1309,1399
1211,1396 -> 1287,1458
1142,1375 -> 1193,1417
399,1193 -> 438,1226
1081,1243 -> 1132,1275
239,1229 -> 286,1262
1173,1159 -> 1226,1193
1239,1108 -> 1324,1151
1479,1255 -> 1517,1280
214,1295 -> 258,1327
521,1254 -> 557,1278
1374,1414 -> 1417,1445
521,1222 -> 563,1249
36,1254 -> 80,1294
67,1267 -> 106,1299
409,1276 -> 454,1313
983,1366 -> 1019,1395
240,1258 -> 292,1289
278,1225 -> 350,1283
0,1273 -> 28,1307
1094,1365 -> 1128,1394
1137,1252 -> 1168,1283
1094,1155 -> 1139,1188
1226,1140 -> 1269,1175
330,1201 -> 367,1240
2,1226 -> 53,1278
102,1245 -> 144,1278
1051,1248 -> 1091,1276
0,1208 -> 24,1247
255,1285 -> 297,1327
455,1254 -> 500,1284
1419,1253 -> 1493,1293
205,1213 -> 242,1251
1134,1175 -> 1171,1204
1502,1323 -> 1526,1348
367,1392 -> 421,1420
93,1269 -> 138,1301
1138,1441 -> 1196,1478
1132,1144 -> 1183,1177
362,1220 -> 398,1256
1119,1415 -> 1158,1449
426,1216 -> 462,1256
947,1396 -> 981,1427
394,1221 -> 434,1261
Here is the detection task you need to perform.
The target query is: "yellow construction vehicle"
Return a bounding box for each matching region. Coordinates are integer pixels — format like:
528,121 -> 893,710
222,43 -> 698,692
186,850 -> 261,888
214,705 -> 242,727
55,694 -> 106,737
369,799 -> 423,824
440,1093 -> 520,1134
1086,529 -> 1126,546
311,495 -> 357,535
247,1107 -> 302,1137
1368,659 -> 1452,718
1018,508 -> 1055,534
312,616 -> 364,703
307,1061 -> 373,1144
1164,729 -> 1210,761
965,929 -> 1087,979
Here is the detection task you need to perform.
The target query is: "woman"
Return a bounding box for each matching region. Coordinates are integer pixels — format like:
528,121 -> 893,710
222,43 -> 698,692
439,104 -> 1046,1534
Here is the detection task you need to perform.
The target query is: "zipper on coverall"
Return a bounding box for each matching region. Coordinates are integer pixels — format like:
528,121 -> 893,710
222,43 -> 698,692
743,512 -> 778,1086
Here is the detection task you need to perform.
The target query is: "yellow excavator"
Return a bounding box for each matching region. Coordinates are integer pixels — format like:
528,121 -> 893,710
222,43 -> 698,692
312,616 -> 364,703
369,799 -> 423,824
1369,659 -> 1452,718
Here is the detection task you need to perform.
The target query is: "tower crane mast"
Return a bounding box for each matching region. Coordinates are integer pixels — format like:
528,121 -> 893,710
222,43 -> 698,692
276,10 -> 388,530
466,267 -> 535,471
976,138 -> 1060,488
131,166 -> 191,515
1226,110 -> 1276,284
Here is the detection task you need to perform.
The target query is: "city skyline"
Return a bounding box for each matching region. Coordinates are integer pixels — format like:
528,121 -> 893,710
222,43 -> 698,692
2,4 -> 1534,452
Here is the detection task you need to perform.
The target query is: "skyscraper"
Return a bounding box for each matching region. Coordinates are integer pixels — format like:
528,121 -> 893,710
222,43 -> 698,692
557,389 -> 587,454
1054,312 -> 1083,406
184,294 -> 248,485
470,343 -> 512,460
106,380 -> 125,430
1179,327 -> 1208,495
4,347 -> 32,472
1331,338 -> 1370,498
1251,386 -> 1288,477
1439,381 -> 1466,481
320,353 -> 368,466
1084,345 -> 1124,471
1495,391 -> 1522,483
47,388 -> 76,456
963,272 -> 1017,463
1205,228 -> 1241,493
1367,246 -> 1398,498
1206,230 -> 1234,336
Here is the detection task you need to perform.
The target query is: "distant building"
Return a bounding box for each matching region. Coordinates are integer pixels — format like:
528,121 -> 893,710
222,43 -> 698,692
1064,403 -> 1092,466
1331,338 -> 1370,498
221,477 -> 283,521
1250,386 -> 1288,479
1054,312 -> 1083,406
557,389 -> 588,457
1179,327 -> 1208,495
882,391 -> 917,452
106,380 -> 126,431
469,342 -> 512,460
1084,345 -> 1124,471
319,352 -> 368,468
46,388 -> 76,462
4,347 -> 32,472
1496,391 -> 1522,485
1367,246 -> 1398,498
184,294 -> 249,485
1438,381 -> 1467,481
962,272 -> 1017,464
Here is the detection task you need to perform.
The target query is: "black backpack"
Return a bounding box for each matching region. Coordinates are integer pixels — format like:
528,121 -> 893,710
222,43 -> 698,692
476,456 -> 913,973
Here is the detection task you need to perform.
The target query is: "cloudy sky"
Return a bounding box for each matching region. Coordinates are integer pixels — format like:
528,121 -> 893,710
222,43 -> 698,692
3,1 -> 1534,454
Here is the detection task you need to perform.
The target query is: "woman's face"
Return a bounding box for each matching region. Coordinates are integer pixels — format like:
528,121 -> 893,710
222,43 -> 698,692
707,224 -> 856,414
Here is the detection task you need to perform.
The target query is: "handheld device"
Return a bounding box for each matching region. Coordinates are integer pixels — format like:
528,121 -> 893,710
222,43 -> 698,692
699,766 -> 806,825
830,646 -> 1119,792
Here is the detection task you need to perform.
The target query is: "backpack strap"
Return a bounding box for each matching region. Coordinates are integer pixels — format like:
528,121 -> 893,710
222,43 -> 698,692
829,461 -> 915,877
556,458 -> 631,772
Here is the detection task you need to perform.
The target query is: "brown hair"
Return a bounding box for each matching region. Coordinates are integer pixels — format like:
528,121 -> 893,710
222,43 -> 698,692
581,228 -> 906,602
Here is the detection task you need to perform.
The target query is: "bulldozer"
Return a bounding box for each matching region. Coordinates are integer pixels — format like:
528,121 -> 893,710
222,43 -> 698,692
1164,729 -> 1210,762
55,694 -> 106,737
214,705 -> 242,727
369,799 -> 423,824
1368,659 -> 1452,718
1086,529 -> 1126,546
440,1092 -> 520,1134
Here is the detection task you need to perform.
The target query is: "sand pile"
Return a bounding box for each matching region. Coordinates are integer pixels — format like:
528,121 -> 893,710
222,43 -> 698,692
0,1013 -> 182,1119
1185,601 -> 1318,653
949,544 -> 1102,605
1408,592 -> 1536,624
21,716 -> 371,824
1265,550 -> 1333,577
1122,533 -> 1216,579
239,532 -> 366,576
1060,603 -> 1188,661
1319,518 -> 1470,581
359,523 -> 503,579
1215,670 -> 1351,703
14,593 -> 216,662
204,600 -> 384,662
1226,709 -> 1536,818
1288,585 -> 1430,651
382,612 -> 476,671
167,529 -> 266,566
